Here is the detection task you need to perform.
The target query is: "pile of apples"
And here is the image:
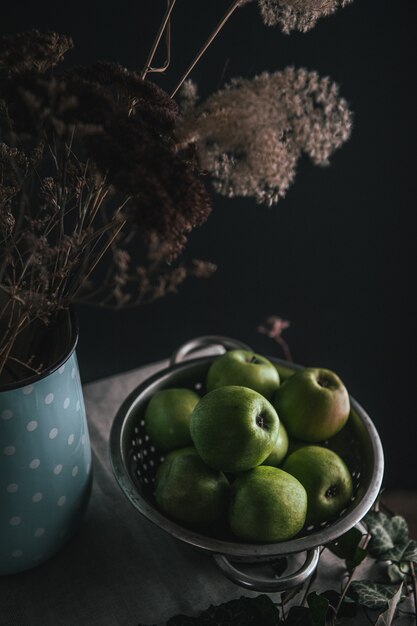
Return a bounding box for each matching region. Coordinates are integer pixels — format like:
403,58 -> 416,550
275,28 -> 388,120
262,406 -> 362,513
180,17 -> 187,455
143,350 -> 354,543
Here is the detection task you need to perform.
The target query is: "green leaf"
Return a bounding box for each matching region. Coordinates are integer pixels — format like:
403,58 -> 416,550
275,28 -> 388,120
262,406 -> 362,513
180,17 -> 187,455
307,593 -> 329,626
387,562 -> 411,583
283,606 -> 311,626
364,511 -> 417,563
167,595 -> 280,626
320,590 -> 357,618
375,583 -> 403,626
282,594 -> 330,626
327,527 -> 363,560
348,581 -> 404,610
327,527 -> 367,570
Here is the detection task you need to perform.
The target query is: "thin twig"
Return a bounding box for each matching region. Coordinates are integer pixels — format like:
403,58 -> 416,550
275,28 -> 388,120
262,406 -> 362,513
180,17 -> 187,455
141,0 -> 176,80
8,355 -> 41,375
170,0 -> 243,98
69,219 -> 127,301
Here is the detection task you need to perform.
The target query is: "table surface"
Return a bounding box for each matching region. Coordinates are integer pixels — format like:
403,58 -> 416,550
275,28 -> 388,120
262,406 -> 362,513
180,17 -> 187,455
0,350 -> 413,626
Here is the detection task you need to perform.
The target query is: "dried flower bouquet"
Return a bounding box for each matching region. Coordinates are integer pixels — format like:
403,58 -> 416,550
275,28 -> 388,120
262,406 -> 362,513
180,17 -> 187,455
0,0 -> 353,383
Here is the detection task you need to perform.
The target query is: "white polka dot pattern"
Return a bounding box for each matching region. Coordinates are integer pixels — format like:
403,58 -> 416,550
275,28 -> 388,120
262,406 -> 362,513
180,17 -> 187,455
0,351 -> 91,574
49,428 -> 58,440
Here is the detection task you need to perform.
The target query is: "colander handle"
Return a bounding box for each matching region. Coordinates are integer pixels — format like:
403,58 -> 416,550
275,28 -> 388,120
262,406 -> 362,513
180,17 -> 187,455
213,546 -> 321,592
170,335 -> 253,366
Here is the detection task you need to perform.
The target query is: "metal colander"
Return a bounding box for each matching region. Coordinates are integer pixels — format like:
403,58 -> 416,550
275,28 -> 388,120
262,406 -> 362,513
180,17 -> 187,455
110,336 -> 384,591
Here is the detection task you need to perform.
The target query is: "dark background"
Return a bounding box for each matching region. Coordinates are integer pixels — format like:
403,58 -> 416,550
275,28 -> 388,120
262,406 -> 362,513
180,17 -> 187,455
2,1 -> 416,488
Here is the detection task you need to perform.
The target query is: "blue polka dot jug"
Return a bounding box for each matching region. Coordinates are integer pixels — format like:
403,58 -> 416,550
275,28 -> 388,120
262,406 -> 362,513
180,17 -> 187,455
0,349 -> 92,575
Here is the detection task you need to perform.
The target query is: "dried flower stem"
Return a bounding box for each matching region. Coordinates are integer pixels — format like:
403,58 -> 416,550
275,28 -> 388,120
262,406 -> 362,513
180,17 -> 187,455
69,219 -> 127,301
141,0 -> 176,80
0,313 -> 30,374
170,0 -> 243,98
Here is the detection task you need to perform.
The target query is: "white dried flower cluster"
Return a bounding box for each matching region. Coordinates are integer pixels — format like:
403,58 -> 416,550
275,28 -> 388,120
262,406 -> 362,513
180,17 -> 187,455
178,79 -> 199,114
177,68 -> 352,206
257,0 -> 353,34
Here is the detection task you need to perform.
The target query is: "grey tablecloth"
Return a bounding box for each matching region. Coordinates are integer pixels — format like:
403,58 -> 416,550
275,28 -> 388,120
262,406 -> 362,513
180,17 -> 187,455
0,352 -> 413,625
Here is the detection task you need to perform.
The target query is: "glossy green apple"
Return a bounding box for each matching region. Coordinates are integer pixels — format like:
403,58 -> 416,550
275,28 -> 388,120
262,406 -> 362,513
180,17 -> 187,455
155,453 -> 229,525
274,367 -> 350,442
262,421 -> 289,466
144,388 -> 200,451
206,350 -> 280,399
282,445 -> 353,525
190,385 -> 279,472
154,446 -> 198,489
229,466 -> 307,542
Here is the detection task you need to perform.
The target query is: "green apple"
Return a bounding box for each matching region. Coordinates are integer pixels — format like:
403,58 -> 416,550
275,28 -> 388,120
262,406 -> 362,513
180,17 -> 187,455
154,446 -> 198,488
274,367 -> 350,442
144,388 -> 200,451
274,363 -> 296,383
190,385 -> 279,472
229,466 -> 307,542
206,350 -> 280,399
155,453 -> 229,525
282,446 -> 353,525
262,421 -> 289,466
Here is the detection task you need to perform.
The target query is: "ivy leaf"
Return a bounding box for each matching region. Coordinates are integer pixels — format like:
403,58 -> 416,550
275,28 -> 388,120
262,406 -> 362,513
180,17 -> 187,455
327,527 -> 367,570
283,594 -> 329,626
348,581 -> 404,610
320,590 -> 357,618
364,511 -> 417,563
283,606 -> 311,625
374,583 -> 403,626
387,562 -> 411,583
166,595 -> 280,626
307,592 -> 329,626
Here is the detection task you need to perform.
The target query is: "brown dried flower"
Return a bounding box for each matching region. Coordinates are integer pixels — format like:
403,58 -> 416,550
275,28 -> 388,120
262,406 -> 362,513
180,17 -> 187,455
0,32 -> 214,380
258,315 -> 293,361
0,30 -> 73,75
177,68 -> 352,205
